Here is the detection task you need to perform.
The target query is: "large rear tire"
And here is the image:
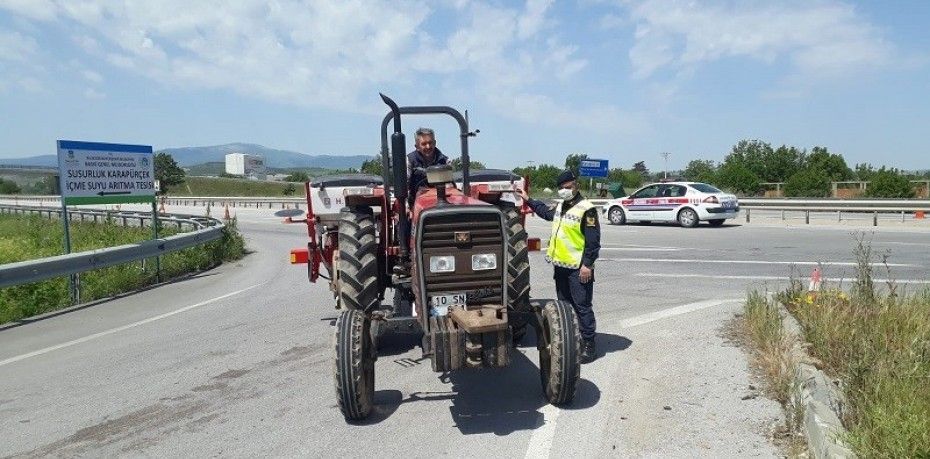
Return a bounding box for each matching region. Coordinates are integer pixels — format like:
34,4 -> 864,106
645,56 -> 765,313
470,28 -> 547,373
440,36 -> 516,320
500,205 -> 531,343
337,208 -> 382,312
538,300 -> 581,405
334,309 -> 375,421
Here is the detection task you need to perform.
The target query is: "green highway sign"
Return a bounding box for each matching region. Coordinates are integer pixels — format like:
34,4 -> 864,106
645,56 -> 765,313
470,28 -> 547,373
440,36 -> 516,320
57,140 -> 156,205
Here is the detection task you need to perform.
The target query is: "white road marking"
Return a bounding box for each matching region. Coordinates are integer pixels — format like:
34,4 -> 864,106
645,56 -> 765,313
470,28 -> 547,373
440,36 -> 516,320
0,284 -> 263,368
602,258 -> 917,267
635,273 -> 930,284
599,247 -> 681,252
524,298 -> 739,458
524,403 -> 562,459
617,298 -> 741,328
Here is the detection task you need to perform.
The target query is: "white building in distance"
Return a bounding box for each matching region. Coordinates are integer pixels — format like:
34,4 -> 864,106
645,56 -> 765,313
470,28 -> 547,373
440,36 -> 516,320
225,153 -> 266,180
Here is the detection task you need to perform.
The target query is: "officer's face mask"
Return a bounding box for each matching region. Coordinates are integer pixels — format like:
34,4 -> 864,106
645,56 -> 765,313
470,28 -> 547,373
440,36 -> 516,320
557,187 -> 575,200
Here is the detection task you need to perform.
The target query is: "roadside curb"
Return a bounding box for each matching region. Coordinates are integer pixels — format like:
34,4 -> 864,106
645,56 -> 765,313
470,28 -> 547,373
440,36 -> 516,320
780,306 -> 856,459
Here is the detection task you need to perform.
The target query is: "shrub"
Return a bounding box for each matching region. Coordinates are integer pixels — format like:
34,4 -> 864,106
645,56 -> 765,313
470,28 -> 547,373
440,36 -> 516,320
784,168 -> 831,197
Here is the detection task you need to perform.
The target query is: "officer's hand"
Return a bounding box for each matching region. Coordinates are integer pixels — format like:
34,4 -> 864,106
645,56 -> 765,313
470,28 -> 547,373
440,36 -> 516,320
513,184 -> 529,201
579,265 -> 592,284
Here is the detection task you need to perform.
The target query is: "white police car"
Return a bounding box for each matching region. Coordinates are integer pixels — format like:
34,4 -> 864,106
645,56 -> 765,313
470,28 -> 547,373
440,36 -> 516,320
602,182 -> 739,228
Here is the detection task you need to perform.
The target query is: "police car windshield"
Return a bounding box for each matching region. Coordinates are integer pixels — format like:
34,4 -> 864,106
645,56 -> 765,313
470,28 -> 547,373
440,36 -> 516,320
689,183 -> 722,193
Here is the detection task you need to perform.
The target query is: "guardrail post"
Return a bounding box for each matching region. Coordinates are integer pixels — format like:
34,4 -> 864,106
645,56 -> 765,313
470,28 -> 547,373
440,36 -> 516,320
781,210 -> 785,221
805,210 -> 810,224
837,211 -> 841,222
901,211 -> 905,222
745,208 -> 750,223
873,211 -> 878,227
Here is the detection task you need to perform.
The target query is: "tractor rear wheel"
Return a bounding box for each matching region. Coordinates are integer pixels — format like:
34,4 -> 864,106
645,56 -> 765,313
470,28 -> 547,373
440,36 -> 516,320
337,208 -> 382,312
334,309 -> 375,421
538,300 -> 581,405
501,205 -> 531,343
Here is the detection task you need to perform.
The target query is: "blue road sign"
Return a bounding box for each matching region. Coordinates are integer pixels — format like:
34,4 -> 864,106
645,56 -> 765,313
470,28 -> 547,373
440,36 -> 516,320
579,159 -> 609,178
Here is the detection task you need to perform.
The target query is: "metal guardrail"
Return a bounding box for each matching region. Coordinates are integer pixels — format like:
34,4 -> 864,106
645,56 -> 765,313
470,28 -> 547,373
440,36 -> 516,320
0,206 -> 227,289
3,194 -> 929,213
0,194 -> 305,209
0,204 -> 215,230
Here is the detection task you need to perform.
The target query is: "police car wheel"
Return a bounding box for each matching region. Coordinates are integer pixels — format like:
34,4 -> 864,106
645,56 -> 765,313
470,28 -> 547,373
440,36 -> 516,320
677,208 -> 699,228
607,206 -> 626,225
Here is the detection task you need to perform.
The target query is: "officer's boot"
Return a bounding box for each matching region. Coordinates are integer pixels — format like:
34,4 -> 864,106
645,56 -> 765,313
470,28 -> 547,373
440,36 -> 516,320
581,338 -> 596,363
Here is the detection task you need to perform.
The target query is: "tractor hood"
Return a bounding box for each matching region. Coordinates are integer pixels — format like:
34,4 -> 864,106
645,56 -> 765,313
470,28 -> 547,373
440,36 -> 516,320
410,186 -> 491,222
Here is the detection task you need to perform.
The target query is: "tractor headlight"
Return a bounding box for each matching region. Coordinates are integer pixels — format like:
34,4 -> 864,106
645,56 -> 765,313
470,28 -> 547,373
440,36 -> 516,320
471,253 -> 497,271
429,255 -> 456,273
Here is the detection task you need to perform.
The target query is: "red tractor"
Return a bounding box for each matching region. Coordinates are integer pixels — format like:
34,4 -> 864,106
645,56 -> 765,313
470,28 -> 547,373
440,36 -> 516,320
289,94 -> 581,421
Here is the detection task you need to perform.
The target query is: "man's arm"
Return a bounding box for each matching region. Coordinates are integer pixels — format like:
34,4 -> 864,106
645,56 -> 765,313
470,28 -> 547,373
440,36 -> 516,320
525,198 -> 556,221
581,207 -> 600,268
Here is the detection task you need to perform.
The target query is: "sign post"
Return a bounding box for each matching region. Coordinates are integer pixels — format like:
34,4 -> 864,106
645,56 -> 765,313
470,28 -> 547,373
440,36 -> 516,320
57,140 -> 157,300
579,159 -> 609,194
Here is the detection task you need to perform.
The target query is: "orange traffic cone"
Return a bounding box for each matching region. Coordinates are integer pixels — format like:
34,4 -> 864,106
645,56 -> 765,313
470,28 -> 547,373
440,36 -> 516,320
808,267 -> 822,292
916,210 -> 926,219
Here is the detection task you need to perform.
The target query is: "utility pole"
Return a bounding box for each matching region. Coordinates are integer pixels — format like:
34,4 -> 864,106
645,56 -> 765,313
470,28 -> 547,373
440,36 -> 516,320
660,152 -> 671,180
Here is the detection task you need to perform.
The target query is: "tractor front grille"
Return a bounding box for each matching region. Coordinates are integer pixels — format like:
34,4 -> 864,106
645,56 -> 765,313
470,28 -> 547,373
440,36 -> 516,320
418,209 -> 506,307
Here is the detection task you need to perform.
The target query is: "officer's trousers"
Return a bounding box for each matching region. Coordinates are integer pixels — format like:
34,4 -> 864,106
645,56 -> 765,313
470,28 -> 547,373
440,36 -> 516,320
553,266 -> 596,341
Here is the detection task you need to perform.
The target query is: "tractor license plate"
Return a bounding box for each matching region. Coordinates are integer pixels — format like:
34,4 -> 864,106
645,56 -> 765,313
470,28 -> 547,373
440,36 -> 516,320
430,293 -> 467,316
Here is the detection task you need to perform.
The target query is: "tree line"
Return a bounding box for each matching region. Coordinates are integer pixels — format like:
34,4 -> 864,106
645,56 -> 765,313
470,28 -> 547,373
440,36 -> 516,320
682,140 -> 920,198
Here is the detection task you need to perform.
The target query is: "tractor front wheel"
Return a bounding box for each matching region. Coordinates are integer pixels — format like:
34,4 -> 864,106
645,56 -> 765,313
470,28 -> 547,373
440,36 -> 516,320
537,300 -> 581,405
334,309 -> 375,421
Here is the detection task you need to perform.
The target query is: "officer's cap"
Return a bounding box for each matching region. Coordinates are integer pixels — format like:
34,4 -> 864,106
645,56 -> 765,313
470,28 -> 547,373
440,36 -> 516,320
556,170 -> 577,187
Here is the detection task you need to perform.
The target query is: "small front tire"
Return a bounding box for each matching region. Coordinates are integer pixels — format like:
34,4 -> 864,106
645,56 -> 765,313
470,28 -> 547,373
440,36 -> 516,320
334,309 -> 375,421
538,300 -> 581,405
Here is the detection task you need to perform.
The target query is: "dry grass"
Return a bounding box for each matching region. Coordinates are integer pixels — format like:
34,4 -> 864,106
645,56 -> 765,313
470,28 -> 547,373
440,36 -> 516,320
778,235 -> 930,458
740,291 -> 806,455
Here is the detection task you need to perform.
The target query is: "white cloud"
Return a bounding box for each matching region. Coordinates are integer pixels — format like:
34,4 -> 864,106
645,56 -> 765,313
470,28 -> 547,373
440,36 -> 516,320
83,87 -> 105,99
517,0 -> 553,39
0,0 -> 639,133
81,69 -> 103,84
0,28 -> 38,62
625,0 -> 893,80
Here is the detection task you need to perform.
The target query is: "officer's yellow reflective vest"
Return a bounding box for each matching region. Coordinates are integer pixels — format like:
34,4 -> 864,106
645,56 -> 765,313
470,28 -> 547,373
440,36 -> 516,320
546,199 -> 595,269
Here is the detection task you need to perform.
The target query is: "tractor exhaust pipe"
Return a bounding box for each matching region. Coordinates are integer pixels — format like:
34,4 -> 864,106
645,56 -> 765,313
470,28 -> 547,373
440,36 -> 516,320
380,93 -> 410,261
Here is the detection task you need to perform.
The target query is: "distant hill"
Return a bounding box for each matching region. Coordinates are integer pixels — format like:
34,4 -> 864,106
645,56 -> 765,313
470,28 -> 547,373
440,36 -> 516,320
0,155 -> 58,168
0,143 -> 372,170
157,143 -> 370,169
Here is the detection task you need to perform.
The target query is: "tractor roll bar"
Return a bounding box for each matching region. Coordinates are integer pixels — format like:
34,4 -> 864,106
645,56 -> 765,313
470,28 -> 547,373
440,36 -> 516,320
379,102 -> 473,198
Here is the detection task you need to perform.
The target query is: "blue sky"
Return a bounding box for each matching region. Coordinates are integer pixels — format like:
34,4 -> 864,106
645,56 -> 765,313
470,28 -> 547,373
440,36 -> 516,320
1,0 -> 928,172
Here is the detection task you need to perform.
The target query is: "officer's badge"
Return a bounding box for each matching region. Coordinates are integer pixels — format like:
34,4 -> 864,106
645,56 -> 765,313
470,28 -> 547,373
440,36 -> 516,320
586,216 -> 596,226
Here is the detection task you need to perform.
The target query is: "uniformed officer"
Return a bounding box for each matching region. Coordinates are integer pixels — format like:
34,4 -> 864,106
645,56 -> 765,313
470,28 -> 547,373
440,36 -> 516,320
518,170 -> 600,363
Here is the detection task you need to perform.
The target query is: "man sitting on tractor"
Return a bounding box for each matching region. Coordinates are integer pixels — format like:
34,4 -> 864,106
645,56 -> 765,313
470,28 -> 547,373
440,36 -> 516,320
407,127 -> 449,205
394,127 -> 449,276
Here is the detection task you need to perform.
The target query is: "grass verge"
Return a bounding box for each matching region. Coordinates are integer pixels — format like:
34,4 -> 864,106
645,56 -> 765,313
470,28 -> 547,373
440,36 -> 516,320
740,290 -> 806,454
751,235 -> 930,457
165,176 -> 305,197
0,213 -> 246,325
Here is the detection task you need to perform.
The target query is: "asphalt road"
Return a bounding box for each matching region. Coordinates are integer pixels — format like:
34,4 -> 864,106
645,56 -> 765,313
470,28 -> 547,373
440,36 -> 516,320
1,205 -> 928,458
